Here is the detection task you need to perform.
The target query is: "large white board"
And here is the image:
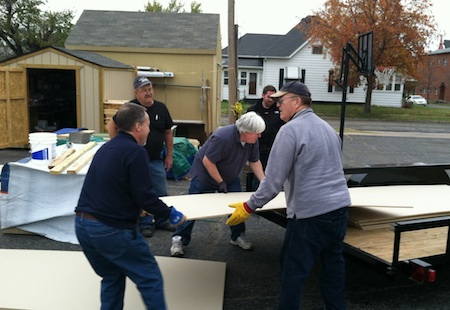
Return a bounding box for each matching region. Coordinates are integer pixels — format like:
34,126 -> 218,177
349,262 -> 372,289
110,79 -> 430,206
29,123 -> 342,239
0,249 -> 226,310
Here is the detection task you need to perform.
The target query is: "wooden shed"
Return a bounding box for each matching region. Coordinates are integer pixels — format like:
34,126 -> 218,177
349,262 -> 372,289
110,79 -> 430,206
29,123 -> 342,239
65,10 -> 222,142
0,47 -> 134,148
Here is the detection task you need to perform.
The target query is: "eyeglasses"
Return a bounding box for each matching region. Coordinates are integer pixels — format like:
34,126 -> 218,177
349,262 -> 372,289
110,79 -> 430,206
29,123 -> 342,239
137,87 -> 153,93
276,95 -> 299,105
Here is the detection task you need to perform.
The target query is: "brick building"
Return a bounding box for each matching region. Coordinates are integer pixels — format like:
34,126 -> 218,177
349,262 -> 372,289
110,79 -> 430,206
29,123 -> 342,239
417,39 -> 450,102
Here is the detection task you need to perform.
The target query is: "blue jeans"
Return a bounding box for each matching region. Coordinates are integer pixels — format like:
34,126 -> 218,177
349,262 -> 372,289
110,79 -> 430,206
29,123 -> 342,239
149,159 -> 168,197
173,176 -> 244,245
75,216 -> 166,310
139,159 -> 169,230
278,207 -> 348,310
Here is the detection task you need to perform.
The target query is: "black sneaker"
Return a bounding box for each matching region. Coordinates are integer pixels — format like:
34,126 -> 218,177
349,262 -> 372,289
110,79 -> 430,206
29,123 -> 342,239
141,228 -> 153,238
156,222 -> 177,232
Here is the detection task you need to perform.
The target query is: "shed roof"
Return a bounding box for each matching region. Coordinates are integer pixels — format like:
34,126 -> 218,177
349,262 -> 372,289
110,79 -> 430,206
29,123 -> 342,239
66,10 -> 220,50
53,47 -> 133,69
0,46 -> 133,69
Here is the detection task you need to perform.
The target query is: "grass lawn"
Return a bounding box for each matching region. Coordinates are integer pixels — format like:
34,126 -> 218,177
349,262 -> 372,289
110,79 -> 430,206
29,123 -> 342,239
221,101 -> 450,123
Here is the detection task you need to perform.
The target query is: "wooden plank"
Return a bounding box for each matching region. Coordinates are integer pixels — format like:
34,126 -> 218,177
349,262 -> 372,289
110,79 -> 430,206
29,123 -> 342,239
49,142 -> 96,175
348,185 -> 450,229
345,226 -> 449,262
66,152 -> 95,174
48,148 -> 75,169
160,192 -> 286,220
1,227 -> 35,235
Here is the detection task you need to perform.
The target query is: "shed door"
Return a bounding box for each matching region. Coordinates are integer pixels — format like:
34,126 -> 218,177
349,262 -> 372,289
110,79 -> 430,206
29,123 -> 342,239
0,68 -> 28,149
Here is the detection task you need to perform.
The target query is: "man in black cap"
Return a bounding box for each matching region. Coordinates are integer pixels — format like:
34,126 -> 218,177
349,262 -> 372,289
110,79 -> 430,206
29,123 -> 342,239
108,77 -> 176,237
226,81 -> 351,309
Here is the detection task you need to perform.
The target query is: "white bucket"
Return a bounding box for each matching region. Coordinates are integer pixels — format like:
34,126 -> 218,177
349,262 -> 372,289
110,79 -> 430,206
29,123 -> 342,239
29,132 -> 57,165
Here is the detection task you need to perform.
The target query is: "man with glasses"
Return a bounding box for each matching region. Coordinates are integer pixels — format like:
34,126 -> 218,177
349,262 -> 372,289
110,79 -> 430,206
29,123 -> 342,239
227,81 -> 351,309
108,76 -> 176,237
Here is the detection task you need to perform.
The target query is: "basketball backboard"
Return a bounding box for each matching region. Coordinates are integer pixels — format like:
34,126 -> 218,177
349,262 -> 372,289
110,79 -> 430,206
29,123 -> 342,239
358,31 -> 374,75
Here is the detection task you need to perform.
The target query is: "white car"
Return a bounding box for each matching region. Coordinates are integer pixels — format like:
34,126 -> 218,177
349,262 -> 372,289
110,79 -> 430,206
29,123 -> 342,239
406,95 -> 427,106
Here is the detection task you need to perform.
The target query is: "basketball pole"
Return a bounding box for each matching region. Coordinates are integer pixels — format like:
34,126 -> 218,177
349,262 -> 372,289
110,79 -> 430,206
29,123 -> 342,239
338,31 -> 373,149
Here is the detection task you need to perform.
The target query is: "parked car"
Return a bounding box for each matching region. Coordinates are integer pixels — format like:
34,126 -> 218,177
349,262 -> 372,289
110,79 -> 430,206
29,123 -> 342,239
405,95 -> 427,106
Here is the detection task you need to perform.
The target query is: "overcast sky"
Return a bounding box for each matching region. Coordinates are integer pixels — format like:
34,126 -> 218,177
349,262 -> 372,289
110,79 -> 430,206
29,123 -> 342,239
43,0 -> 449,50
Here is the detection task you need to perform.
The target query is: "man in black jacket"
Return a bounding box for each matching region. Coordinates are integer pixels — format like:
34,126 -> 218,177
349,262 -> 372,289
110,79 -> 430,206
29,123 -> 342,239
246,85 -> 285,189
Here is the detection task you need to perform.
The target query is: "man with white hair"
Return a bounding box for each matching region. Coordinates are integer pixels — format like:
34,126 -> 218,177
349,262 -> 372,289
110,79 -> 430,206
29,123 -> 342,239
170,111 -> 266,257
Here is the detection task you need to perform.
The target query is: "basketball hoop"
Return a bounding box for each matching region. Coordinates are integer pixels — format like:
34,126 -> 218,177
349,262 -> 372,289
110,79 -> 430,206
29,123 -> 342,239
374,66 -> 395,85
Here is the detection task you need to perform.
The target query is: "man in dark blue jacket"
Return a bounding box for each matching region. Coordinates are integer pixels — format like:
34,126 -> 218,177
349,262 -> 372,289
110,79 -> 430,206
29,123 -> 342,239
108,77 -> 175,237
75,102 -> 185,310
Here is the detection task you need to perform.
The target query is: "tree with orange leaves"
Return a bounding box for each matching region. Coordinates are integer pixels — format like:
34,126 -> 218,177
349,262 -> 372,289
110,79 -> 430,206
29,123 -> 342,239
300,0 -> 436,113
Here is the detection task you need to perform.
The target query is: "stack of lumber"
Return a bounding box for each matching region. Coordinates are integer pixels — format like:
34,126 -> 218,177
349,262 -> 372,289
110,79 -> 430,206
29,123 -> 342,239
161,186 -> 450,230
48,142 -> 97,174
348,185 -> 450,230
103,100 -> 126,127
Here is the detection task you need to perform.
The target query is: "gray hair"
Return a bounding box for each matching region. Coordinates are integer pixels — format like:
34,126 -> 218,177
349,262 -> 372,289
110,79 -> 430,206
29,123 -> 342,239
115,102 -> 147,132
235,111 -> 266,134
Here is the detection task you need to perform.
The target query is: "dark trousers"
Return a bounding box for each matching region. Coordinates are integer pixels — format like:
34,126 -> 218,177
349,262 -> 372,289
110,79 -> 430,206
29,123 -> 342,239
278,207 -> 349,310
172,176 -> 244,245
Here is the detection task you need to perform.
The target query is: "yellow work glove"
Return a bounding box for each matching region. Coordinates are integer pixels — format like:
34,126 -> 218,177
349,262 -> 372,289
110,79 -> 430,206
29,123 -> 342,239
226,202 -> 253,226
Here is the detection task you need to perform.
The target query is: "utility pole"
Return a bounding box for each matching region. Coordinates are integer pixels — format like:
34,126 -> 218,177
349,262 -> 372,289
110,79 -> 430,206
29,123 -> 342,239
228,0 -> 238,124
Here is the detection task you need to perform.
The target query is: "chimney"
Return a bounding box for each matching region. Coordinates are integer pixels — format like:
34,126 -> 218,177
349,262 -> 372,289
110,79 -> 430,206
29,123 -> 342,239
439,35 -> 444,49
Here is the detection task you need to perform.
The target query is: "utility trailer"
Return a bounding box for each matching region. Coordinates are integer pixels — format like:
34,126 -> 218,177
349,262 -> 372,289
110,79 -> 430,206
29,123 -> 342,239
253,164 -> 450,283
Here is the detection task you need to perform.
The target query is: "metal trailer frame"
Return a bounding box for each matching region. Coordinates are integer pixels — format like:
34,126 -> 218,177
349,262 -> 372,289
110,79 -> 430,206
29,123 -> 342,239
251,164 -> 450,283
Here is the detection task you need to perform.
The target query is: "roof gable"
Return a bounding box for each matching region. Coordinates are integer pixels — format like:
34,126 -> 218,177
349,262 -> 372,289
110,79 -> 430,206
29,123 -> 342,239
66,10 -> 220,50
222,22 -> 308,58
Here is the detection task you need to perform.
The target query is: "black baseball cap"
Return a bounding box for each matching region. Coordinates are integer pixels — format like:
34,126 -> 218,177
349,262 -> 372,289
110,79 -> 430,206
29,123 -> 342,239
270,81 -> 311,98
133,76 -> 151,89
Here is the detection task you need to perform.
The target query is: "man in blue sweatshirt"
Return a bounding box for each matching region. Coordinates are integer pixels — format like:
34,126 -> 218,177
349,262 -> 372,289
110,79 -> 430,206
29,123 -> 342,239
75,102 -> 185,310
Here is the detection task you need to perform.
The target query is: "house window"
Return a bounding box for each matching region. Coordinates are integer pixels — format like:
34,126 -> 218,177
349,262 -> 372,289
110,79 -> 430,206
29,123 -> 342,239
392,74 -> 402,91
240,72 -> 247,86
278,68 -> 285,89
223,70 -> 228,85
444,59 -> 448,66
437,59 -> 441,66
328,70 -> 334,92
435,88 -> 439,95
386,80 -> 392,91
312,45 -> 323,54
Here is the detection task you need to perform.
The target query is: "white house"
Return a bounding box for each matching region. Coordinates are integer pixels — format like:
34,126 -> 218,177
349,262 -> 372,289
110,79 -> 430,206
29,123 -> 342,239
222,18 -> 403,108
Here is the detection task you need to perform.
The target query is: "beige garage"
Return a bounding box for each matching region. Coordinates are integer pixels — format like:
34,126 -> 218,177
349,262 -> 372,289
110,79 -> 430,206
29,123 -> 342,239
0,47 -> 134,148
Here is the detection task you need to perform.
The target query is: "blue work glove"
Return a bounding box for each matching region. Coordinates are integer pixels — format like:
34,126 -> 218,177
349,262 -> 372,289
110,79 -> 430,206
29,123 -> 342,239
169,207 -> 186,226
226,202 -> 253,226
218,181 -> 228,193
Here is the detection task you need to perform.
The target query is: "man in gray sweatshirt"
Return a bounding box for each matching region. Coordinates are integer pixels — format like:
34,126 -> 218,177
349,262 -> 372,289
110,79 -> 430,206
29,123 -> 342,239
227,81 -> 351,310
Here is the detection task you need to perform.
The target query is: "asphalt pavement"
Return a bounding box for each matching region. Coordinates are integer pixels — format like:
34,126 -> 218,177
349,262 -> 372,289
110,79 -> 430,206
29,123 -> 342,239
1,120 -> 450,309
